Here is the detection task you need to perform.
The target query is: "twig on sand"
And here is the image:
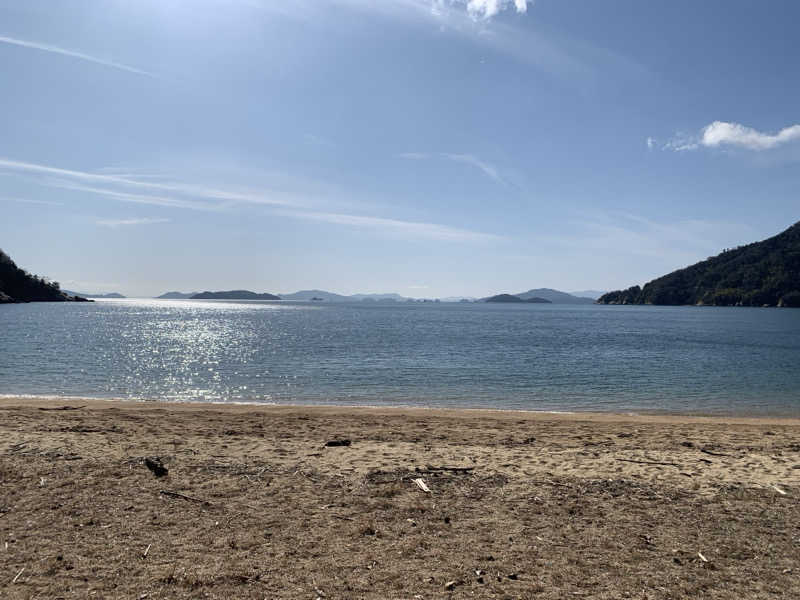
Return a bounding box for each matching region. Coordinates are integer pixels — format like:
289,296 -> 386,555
616,458 -> 681,467
142,544 -> 151,558
38,405 -> 84,411
700,448 -> 733,457
416,465 -> 475,474
159,490 -> 211,505
770,484 -> 788,496
412,478 -> 431,493
12,567 -> 25,583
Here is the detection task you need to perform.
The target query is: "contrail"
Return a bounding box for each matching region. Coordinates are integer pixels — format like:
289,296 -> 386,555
0,34 -> 156,77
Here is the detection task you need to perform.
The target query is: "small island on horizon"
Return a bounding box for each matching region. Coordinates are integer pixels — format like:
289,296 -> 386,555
485,293 -> 551,303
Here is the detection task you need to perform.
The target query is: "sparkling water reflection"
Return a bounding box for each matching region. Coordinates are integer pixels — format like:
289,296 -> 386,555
1,299 -> 799,415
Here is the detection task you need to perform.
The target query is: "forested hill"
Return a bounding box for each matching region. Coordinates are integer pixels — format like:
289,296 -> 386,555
598,221 -> 800,307
0,249 -> 88,303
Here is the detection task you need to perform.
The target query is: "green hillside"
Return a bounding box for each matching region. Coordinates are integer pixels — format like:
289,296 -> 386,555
598,221 -> 800,307
0,249 -> 87,303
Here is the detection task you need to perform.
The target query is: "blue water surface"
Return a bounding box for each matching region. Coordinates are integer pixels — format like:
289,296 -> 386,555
1,299 -> 799,415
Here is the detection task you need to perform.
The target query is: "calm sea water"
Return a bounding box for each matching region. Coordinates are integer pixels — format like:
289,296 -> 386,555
1,299 -> 799,415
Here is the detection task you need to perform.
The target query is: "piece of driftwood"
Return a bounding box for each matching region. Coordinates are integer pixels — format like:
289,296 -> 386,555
417,465 -> 475,473
412,478 -> 431,493
700,448 -> 732,457
143,544 -> 151,558
616,458 -> 681,467
325,439 -> 351,447
770,484 -> 787,496
159,490 -> 210,505
38,405 -> 84,411
12,568 -> 25,584
698,552 -> 709,563
145,457 -> 168,478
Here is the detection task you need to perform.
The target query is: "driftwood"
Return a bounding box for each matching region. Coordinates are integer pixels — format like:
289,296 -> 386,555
159,490 -> 211,505
145,457 -> 168,478
38,405 -> 84,411
415,465 -> 475,474
412,478 -> 431,493
616,458 -> 681,467
325,439 -> 351,447
700,448 -> 733,457
770,484 -> 788,496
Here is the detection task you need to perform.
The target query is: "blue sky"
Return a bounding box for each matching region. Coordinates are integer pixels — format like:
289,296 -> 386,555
1,0 -> 798,297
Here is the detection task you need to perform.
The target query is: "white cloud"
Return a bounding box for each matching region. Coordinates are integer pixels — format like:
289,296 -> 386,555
273,209 -> 501,242
399,152 -> 504,184
664,121 -> 800,152
462,0 -> 529,19
95,217 -> 170,227
700,121 -> 800,151
646,137 -> 656,150
0,34 -> 155,77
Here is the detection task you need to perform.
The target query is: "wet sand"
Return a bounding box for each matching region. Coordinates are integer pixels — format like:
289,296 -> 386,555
2,397 -> 799,598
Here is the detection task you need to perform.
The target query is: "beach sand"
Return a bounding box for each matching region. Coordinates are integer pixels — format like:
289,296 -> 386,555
1,398 -> 799,598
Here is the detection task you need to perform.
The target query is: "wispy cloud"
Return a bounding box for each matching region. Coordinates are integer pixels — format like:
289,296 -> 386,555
399,152 -> 505,184
274,209 -> 502,242
1,156 -> 496,244
1,196 -> 63,206
54,182 -> 223,212
95,217 -> 170,227
664,121 -> 800,152
0,34 -> 155,77
0,158 -> 302,208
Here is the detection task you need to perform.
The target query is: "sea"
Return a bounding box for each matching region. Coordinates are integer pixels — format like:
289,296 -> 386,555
1,298 -> 799,416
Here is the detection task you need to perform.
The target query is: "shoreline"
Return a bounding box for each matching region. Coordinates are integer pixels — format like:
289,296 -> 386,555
2,393 -> 800,425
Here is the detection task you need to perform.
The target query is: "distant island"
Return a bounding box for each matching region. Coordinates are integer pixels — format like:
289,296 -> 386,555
598,221 -> 800,307
63,290 -> 125,299
156,291 -> 198,299
0,249 -> 90,303
513,288 -> 595,304
485,293 -> 551,303
191,290 -> 281,300
280,290 -> 412,302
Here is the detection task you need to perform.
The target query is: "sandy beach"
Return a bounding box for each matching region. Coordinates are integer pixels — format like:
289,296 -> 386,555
1,397 -> 799,598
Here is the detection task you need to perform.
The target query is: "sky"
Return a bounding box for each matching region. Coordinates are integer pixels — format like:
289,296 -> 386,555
1,0 -> 798,298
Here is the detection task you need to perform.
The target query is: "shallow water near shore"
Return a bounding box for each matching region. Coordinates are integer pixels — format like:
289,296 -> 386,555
1,298 -> 799,415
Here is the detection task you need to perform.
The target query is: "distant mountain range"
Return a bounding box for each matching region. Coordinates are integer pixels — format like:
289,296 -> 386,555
152,287 -> 596,304
279,290 -> 412,302
62,290 -> 125,299
569,290 -> 606,300
191,290 -> 281,300
514,288 -> 595,304
598,221 -> 800,307
486,294 -> 551,304
156,291 -> 198,299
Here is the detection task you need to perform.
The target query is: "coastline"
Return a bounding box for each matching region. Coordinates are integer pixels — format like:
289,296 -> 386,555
2,395 -> 798,598
2,394 -> 800,424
